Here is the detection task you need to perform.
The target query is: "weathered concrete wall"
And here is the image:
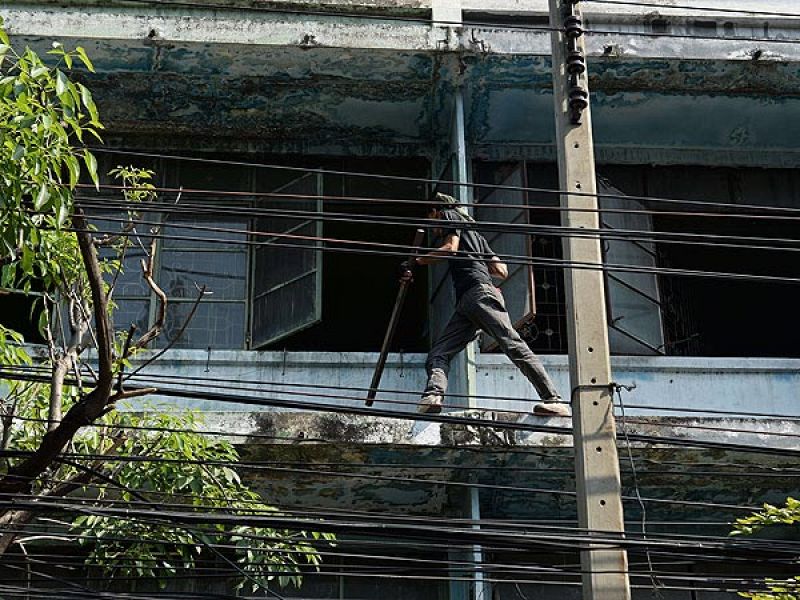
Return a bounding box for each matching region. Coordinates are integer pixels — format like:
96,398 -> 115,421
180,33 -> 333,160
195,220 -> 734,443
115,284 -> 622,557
209,411 -> 800,523
4,3 -> 799,161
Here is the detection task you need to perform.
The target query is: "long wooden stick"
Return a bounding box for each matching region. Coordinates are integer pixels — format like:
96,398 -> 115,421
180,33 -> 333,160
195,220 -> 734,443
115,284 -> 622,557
366,228 -> 426,406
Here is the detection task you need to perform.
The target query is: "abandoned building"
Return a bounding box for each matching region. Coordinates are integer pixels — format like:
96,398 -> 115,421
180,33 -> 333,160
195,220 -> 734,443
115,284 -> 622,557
2,0 -> 800,598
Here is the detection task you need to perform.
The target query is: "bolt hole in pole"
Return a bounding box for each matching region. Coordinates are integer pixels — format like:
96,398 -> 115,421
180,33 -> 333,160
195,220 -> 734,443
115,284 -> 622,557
587,346 -> 594,353
590,377 -> 597,383
600,500 -> 606,506
596,447 -> 602,453
593,401 -> 599,406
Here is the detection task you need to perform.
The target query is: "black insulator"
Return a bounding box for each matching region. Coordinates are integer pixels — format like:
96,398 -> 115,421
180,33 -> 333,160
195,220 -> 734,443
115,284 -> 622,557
564,15 -> 584,38
567,49 -> 586,74
568,85 -> 589,111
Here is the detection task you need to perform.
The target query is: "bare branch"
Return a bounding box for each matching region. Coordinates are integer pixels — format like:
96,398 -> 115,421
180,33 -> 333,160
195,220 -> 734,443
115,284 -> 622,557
117,324 -> 137,393
124,285 -> 206,383
0,211 -> 115,497
130,236 -> 166,351
48,358 -> 69,434
47,292 -> 89,434
93,220 -> 137,248
0,437 -> 125,553
67,292 -> 98,354
106,387 -> 157,407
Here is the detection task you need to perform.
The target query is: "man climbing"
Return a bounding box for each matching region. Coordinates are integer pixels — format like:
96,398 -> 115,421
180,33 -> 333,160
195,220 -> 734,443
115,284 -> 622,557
404,193 -> 568,417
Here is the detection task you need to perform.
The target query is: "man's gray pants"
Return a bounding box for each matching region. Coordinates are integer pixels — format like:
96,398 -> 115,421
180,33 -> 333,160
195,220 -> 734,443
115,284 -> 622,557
423,283 -> 559,401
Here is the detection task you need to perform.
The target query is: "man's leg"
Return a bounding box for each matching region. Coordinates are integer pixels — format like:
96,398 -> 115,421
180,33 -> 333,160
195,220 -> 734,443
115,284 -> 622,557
420,309 -> 479,413
463,286 -> 566,414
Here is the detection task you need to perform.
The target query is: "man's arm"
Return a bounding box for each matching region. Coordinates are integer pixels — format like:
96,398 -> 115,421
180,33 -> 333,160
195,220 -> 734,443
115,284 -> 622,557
415,233 -> 460,266
487,256 -> 508,280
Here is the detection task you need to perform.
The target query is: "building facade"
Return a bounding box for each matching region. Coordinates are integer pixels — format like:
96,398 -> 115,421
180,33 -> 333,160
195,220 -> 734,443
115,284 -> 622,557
3,0 -> 800,598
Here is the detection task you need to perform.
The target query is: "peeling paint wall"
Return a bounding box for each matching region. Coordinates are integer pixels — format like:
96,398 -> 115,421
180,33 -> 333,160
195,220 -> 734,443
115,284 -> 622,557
4,3 -> 799,161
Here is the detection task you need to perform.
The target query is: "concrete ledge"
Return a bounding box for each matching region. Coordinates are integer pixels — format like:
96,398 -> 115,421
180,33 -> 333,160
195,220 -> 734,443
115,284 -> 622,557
121,350 -> 800,418
198,410 -> 800,451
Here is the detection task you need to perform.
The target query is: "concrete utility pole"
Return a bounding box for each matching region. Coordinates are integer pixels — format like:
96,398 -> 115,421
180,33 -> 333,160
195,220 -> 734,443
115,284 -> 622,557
548,1 -> 632,599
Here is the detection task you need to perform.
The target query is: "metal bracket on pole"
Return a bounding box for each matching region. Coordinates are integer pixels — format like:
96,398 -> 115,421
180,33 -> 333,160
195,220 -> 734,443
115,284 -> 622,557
548,0 -> 632,598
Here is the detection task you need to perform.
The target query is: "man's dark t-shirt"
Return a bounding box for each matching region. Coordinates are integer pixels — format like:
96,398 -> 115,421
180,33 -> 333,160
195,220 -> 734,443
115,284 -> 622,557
439,209 -> 495,298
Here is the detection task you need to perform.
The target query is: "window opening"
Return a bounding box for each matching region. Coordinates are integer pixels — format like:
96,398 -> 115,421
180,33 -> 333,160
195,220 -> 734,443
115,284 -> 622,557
598,176 -> 665,356
250,172 -> 324,349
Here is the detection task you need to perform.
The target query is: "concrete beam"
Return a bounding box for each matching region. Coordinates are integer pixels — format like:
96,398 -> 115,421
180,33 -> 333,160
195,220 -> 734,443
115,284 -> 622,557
4,3 -> 800,61
463,0 -> 800,21
2,4 -> 433,50
196,410 -> 800,451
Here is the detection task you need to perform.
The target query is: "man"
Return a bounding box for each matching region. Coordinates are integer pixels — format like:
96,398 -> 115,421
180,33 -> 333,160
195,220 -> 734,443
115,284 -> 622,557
405,193 -> 567,417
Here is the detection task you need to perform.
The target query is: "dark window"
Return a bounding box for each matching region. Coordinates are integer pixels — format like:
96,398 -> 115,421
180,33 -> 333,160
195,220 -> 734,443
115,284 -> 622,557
474,160 -> 800,359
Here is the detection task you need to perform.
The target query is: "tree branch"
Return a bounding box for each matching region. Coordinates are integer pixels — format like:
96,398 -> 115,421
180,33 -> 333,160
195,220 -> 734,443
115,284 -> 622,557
0,212 -> 114,497
0,436 -> 126,554
124,285 -> 206,383
130,236 -> 166,351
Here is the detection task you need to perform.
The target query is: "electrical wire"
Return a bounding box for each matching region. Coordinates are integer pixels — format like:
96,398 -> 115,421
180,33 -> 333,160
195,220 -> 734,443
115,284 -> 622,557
6,512 -> 792,588
10,536 -> 777,582
3,520 -> 765,564
10,405 -> 800,483
0,449 -> 775,513
9,363 -> 800,447
4,512 -> 795,589
0,498 -> 783,564
6,496 -> 799,560
0,556 -> 788,591
8,411 -> 800,483
11,360 -> 800,422
4,365 -> 800,461
11,363 -> 800,444
74,195 -> 800,253
85,149 -> 800,218
6,545 -> 789,582
64,221 -> 800,287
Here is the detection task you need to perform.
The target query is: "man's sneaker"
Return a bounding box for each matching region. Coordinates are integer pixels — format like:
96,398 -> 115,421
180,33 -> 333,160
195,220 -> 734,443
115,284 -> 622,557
418,394 -> 443,414
533,397 -> 570,417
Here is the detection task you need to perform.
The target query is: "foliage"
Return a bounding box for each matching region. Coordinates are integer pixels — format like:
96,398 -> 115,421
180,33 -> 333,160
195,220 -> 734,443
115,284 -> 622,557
731,498 -> 800,599
0,15 -> 100,292
8,386 -> 333,590
0,21 -> 332,592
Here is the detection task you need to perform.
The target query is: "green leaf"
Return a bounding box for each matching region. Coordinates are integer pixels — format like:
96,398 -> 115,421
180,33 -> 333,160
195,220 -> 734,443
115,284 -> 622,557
75,46 -> 95,72
55,69 -> 68,96
11,144 -> 24,160
56,202 -> 69,228
65,154 -> 80,188
83,150 -> 99,189
34,185 -> 50,210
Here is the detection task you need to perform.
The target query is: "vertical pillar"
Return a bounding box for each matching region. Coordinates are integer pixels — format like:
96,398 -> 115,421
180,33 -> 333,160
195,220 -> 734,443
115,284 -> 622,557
432,0 -> 461,25
548,0 -> 631,599
451,90 -> 479,408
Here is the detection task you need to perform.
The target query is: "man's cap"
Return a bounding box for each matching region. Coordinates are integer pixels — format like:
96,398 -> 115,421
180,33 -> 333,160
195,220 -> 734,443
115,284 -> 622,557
433,192 -> 475,222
